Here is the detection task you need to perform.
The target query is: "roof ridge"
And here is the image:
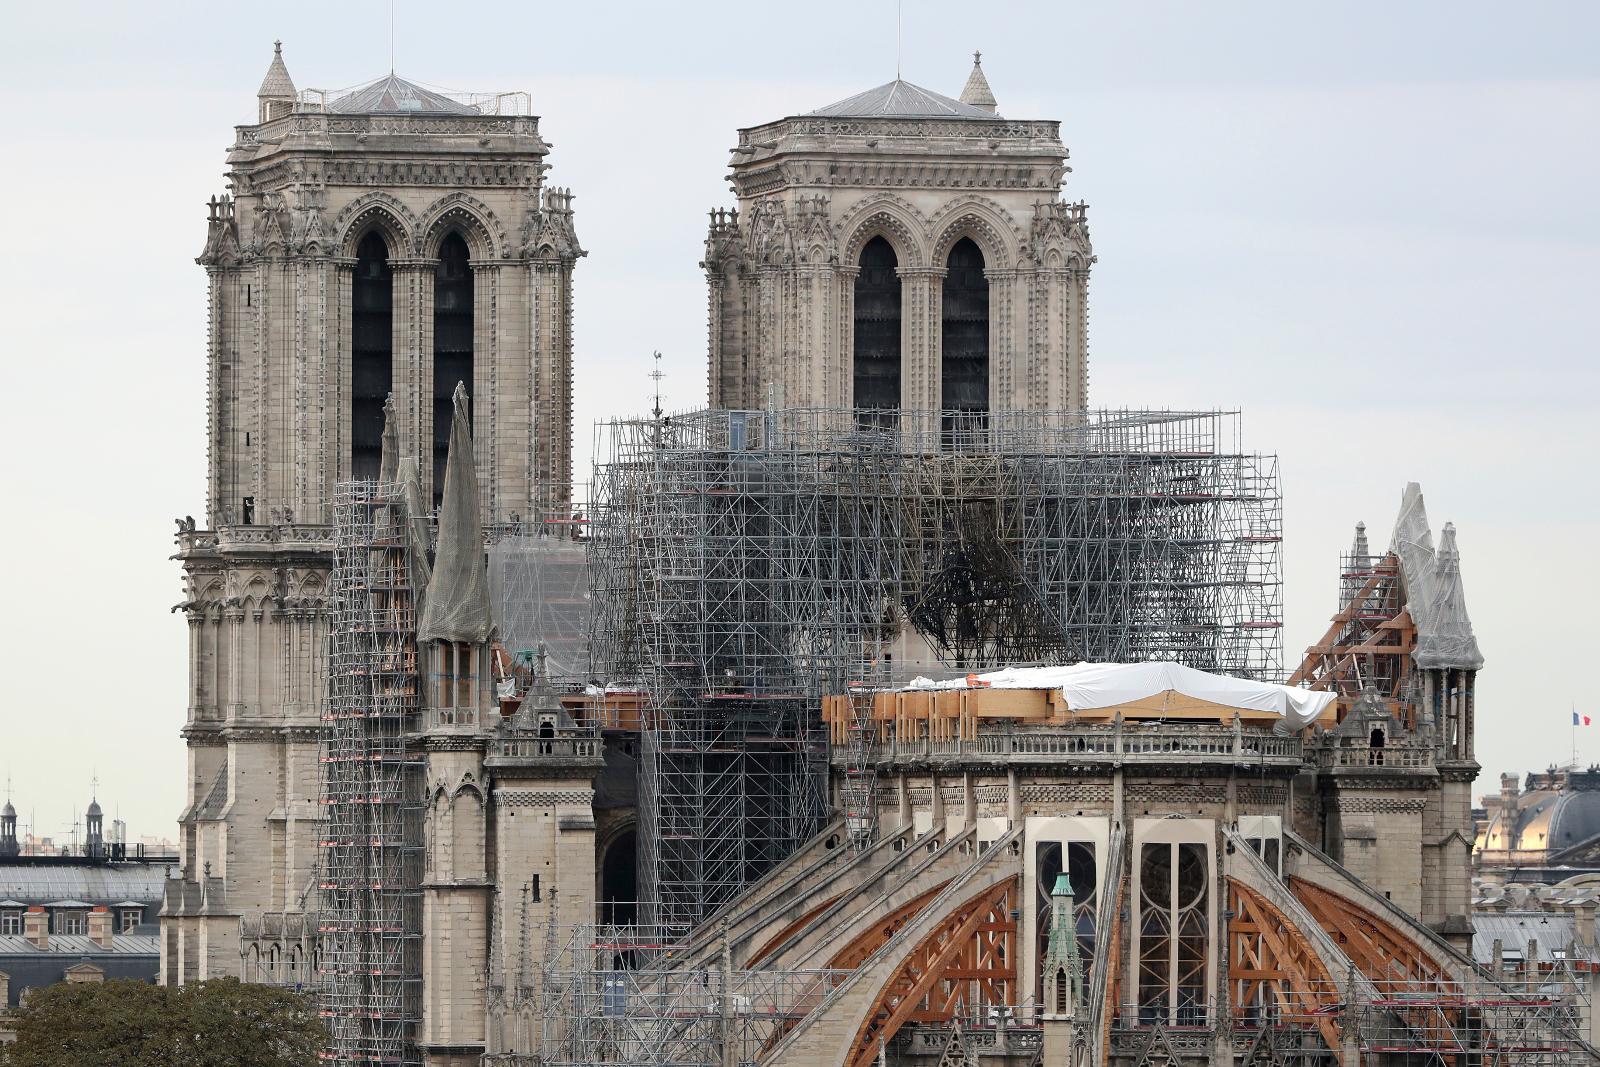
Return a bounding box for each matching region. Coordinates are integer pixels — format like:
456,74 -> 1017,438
808,78 -> 999,120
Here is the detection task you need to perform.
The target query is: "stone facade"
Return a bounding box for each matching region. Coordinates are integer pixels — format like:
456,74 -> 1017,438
162,46 -> 582,988
703,65 -> 1094,415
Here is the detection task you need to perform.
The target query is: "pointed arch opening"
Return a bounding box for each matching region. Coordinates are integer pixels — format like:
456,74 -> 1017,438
853,236 -> 901,429
433,231 -> 474,507
941,237 -> 989,446
352,231 -> 394,481
600,828 -> 638,927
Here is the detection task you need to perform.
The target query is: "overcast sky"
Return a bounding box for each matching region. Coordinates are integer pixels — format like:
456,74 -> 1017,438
1,1 -> 1596,843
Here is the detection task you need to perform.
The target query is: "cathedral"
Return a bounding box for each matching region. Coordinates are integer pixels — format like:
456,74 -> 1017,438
160,43 -> 1596,1067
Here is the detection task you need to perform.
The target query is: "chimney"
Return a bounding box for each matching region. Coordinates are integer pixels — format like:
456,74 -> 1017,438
24,906 -> 47,949
88,906 -> 113,949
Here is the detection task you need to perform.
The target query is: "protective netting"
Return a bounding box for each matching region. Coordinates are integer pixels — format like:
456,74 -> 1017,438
1391,482 -> 1484,671
417,382 -> 493,644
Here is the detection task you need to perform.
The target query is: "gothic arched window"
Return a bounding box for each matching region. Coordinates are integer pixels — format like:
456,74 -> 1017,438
351,231 -> 393,481
941,237 -> 989,445
433,232 -> 474,507
1137,841 -> 1210,1027
853,236 -> 901,427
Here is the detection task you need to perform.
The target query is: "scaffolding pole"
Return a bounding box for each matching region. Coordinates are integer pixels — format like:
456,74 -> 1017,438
588,408 -> 1283,926
318,481 -> 424,1066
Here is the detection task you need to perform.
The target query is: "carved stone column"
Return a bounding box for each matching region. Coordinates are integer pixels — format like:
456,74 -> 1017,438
330,259 -> 357,503
391,260 -> 435,499
899,267 -> 944,434
224,601 -> 245,720
471,262 -> 502,522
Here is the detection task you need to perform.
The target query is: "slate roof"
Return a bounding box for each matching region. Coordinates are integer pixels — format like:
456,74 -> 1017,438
258,41 -> 296,100
0,932 -> 160,956
1472,910 -> 1590,963
957,54 -> 997,111
0,864 -> 171,909
809,79 -> 998,120
330,74 -> 479,115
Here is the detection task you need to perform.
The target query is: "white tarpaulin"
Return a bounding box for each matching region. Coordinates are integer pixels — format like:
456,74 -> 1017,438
905,661 -> 1335,731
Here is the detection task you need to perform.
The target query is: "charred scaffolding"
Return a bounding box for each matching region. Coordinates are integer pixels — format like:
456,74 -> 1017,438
587,408 -> 1282,926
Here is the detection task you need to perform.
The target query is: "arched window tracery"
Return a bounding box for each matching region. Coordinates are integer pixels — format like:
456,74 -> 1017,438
433,231 -> 474,507
853,236 -> 901,428
1138,841 -> 1210,1026
940,237 -> 989,445
352,231 -> 394,481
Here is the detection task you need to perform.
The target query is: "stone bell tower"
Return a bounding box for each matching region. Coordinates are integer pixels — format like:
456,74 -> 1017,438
704,53 -> 1094,418
163,41 -> 583,985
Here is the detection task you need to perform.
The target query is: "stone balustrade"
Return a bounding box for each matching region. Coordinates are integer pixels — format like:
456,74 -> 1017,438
837,722 -> 1303,770
485,735 -> 604,768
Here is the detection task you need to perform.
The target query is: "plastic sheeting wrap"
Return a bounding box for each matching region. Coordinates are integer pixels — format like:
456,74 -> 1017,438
488,535 -> 590,678
1391,482 -> 1484,671
418,383 -> 493,644
905,661 -> 1336,731
397,456 -> 434,607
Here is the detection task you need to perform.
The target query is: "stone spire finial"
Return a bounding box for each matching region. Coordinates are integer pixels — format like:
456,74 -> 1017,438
958,50 -> 998,113
1041,868 -> 1083,1018
257,40 -> 297,123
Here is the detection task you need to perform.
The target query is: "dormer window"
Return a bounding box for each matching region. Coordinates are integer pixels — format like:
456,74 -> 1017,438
118,907 -> 142,933
53,909 -> 87,936
0,908 -> 20,935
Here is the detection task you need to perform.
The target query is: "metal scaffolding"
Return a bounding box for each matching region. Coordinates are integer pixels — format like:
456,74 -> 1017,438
587,407 -> 1282,925
318,481 -> 424,1066
1260,973 -> 1594,1065
538,922 -> 845,1067
488,525 -> 592,681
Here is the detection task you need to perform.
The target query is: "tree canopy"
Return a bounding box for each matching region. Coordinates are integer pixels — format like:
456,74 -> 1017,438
1,977 -> 324,1067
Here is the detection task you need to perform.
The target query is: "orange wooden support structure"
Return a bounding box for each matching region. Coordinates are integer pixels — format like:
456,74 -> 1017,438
845,878 -> 1019,1067
1226,880 -> 1343,1054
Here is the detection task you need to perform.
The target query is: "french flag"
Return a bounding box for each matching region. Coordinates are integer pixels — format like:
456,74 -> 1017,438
1575,711 -> 1593,727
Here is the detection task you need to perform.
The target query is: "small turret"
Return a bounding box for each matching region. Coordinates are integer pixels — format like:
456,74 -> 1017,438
0,799 -> 18,858
85,796 -> 103,858
958,51 -> 998,113
257,40 -> 297,123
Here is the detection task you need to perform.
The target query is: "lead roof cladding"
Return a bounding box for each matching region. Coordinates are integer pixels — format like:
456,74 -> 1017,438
808,79 -> 1000,120
0,865 -> 171,908
330,74 -> 480,115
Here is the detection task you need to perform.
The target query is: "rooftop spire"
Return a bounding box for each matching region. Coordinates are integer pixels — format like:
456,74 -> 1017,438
257,40 -> 297,123
958,50 -> 998,113
417,382 -> 493,645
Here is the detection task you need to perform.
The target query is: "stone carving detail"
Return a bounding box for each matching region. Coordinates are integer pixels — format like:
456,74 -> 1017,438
1026,201 -> 1094,271
199,195 -> 242,266
836,192 -> 932,266
928,196 -> 1025,268
419,191 -> 508,259
748,200 -> 796,267
331,190 -> 419,255
519,186 -> 584,261
494,789 -> 594,808
1020,784 -> 1113,806
1335,796 -> 1428,814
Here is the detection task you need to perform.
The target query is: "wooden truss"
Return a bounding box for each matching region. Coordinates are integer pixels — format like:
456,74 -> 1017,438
827,881 -> 952,970
1226,879 -> 1342,1053
1290,878 -> 1446,988
846,877 -> 1018,1067
1292,879 -> 1472,1061
1287,552 -> 1418,725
